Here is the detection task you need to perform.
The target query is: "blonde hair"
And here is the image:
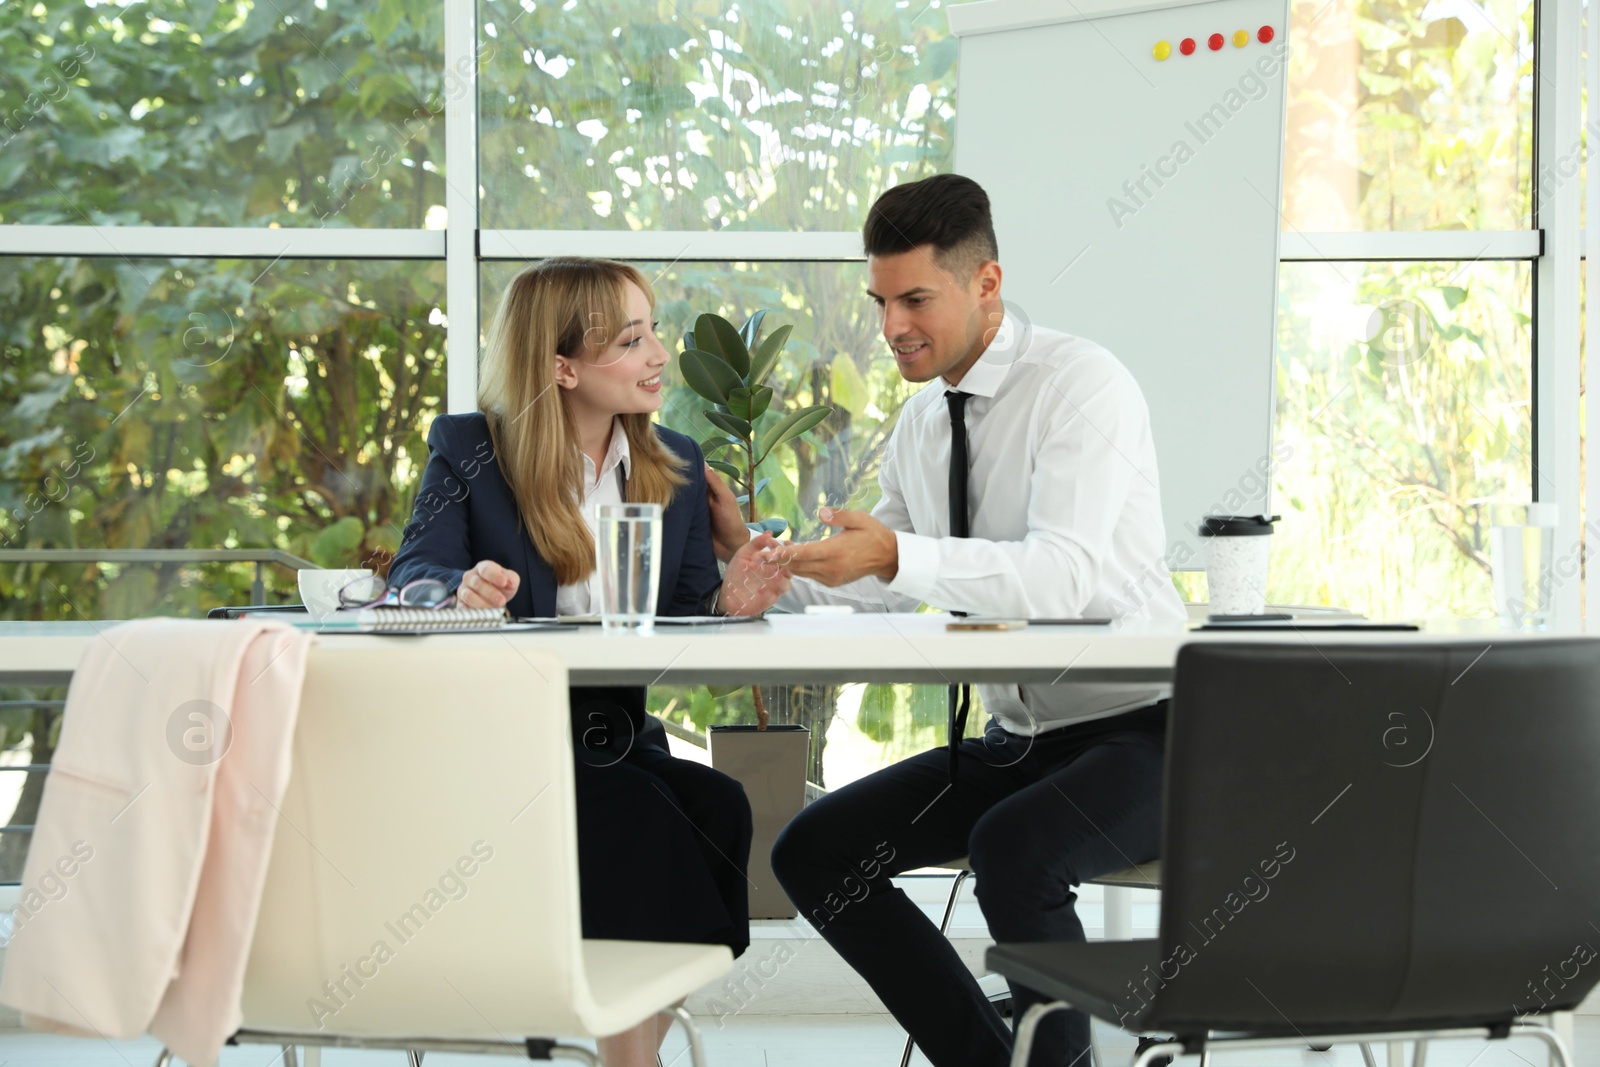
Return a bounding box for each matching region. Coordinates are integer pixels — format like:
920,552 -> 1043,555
478,258 -> 686,585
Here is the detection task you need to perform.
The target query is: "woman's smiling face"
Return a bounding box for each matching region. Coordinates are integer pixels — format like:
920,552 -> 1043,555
554,281 -> 669,418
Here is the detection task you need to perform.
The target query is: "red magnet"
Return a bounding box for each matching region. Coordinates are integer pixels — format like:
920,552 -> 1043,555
1207,32 -> 1224,50
1257,24 -> 1275,42
1179,37 -> 1196,54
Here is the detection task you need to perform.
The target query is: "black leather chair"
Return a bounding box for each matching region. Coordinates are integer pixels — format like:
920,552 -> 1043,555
989,639 -> 1600,1067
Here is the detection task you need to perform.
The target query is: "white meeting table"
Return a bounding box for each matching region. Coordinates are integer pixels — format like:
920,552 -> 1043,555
0,612 -> 1586,688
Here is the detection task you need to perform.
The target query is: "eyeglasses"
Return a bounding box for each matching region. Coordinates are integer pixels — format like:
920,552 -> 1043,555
338,575 -> 456,610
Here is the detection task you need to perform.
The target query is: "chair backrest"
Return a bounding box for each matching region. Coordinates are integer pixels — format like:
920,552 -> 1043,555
1146,639 -> 1600,1036
239,643 -> 589,1040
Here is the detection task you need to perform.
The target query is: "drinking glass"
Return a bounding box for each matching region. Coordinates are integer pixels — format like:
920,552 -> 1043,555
1488,502 -> 1558,629
596,502 -> 663,633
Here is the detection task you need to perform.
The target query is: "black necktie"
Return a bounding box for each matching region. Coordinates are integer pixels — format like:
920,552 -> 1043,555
946,391 -> 972,784
947,391 -> 971,539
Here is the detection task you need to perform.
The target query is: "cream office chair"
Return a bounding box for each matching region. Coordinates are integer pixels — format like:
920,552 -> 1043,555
153,643 -> 732,1067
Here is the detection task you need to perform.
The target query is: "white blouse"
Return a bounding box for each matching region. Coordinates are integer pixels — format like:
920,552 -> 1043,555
554,418 -> 630,617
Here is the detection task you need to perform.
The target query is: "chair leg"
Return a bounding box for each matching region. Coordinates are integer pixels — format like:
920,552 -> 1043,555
406,1052 -> 423,1067
1010,1001 -> 1076,1067
1413,1039 -> 1427,1067
1103,886 -> 1133,941
939,869 -> 972,936
1515,1020 -> 1576,1067
152,1051 -> 173,1067
1198,1049 -> 1212,1067
1360,1043 -> 1379,1067
665,1004 -> 710,1067
1549,1013 -> 1575,1067
281,1045 -> 298,1067
899,870 -> 974,1066
1130,1037 -> 1187,1067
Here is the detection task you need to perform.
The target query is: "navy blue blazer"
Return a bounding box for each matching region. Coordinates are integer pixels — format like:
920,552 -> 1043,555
386,412 -> 724,741
387,411 -> 724,619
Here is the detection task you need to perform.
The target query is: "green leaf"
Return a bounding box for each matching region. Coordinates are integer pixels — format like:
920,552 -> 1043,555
679,348 -> 741,404
747,385 -> 774,421
727,386 -> 754,421
707,459 -> 741,480
311,517 -> 365,567
830,353 -> 870,417
0,150 -> 28,192
740,309 -> 768,349
857,684 -> 898,743
704,409 -> 753,440
758,405 -> 831,464
1441,285 -> 1469,310
749,324 -> 793,386
367,523 -> 401,556
694,313 -> 751,378
699,436 -> 735,455
754,517 -> 789,536
367,0 -> 405,41
357,73 -> 415,117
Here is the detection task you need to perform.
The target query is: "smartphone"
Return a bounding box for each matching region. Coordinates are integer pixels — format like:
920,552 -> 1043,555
946,618 -> 1029,631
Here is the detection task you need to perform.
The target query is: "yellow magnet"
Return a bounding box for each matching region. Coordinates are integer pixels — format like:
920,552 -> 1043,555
1153,39 -> 1172,60
1232,28 -> 1249,46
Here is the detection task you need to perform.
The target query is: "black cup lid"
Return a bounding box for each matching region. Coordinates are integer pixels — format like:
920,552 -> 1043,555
1199,514 -> 1280,537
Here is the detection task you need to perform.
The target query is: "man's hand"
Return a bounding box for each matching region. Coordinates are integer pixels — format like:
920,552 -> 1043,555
457,559 -> 520,608
705,463 -> 752,564
717,532 -> 791,615
771,507 -> 899,587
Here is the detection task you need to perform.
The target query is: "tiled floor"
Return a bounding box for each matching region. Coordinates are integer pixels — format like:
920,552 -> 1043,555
1,1015 -> 1596,1067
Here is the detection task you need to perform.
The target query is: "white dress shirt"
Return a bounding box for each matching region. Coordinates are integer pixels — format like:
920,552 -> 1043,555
778,313 -> 1187,735
557,418 -> 630,616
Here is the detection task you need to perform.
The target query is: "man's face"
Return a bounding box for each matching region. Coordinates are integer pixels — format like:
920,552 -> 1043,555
867,245 -> 1000,384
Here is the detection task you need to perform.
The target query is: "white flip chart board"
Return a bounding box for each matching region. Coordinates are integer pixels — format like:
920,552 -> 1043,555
948,0 -> 1291,566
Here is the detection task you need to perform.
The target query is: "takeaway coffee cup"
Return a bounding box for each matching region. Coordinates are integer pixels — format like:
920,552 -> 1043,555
1199,514 -> 1279,617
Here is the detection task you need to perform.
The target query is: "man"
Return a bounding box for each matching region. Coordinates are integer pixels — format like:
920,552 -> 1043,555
705,173 -> 1187,1067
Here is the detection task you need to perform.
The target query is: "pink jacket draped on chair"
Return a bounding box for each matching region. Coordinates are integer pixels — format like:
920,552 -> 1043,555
0,617 -> 313,1067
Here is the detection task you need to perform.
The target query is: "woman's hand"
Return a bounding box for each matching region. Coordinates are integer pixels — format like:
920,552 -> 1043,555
705,463 -> 753,564
457,559 -> 520,609
716,532 -> 791,616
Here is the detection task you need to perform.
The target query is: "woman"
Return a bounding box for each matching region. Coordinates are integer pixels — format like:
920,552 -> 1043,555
387,258 -> 788,1066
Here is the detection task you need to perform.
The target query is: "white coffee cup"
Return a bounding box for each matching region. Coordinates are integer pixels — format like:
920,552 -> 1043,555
297,568 -> 373,620
1200,515 -> 1279,617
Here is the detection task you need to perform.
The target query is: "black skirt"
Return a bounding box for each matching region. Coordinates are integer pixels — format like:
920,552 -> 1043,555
569,686 -> 752,957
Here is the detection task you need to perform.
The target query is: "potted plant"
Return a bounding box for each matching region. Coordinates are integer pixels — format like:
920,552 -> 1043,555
678,310 -> 831,919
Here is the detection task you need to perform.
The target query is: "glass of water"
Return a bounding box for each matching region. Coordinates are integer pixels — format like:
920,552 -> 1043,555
596,502 -> 663,633
1488,502 -> 1558,629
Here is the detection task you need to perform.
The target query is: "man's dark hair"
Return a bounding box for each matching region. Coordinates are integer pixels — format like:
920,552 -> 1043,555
862,173 -> 999,281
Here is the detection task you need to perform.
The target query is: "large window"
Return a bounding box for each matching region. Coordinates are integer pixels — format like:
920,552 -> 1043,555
0,2 -> 447,228
1281,0 -> 1533,231
477,0 -> 957,231
0,0 -> 1568,827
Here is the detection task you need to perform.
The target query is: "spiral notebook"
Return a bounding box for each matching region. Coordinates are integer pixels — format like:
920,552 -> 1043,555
308,606 -> 510,633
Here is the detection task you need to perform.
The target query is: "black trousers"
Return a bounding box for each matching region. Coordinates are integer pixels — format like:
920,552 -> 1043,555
771,702 -> 1168,1067
571,688 -> 753,957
